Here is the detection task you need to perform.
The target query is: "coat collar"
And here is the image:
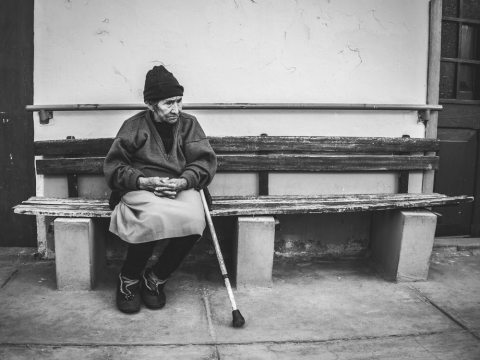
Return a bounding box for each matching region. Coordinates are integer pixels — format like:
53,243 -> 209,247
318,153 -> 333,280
145,110 -> 181,158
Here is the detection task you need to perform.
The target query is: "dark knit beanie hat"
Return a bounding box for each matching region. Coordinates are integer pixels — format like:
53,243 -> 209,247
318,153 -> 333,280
143,65 -> 184,102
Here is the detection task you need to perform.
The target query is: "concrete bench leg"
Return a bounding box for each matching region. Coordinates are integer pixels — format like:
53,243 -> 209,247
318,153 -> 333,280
54,218 -> 105,290
234,216 -> 275,288
371,209 -> 437,282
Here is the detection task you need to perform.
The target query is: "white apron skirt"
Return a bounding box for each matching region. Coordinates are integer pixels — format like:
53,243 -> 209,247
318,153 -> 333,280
109,189 -> 206,244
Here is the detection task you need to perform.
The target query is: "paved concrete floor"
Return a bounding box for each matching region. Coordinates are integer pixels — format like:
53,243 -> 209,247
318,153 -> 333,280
0,249 -> 479,359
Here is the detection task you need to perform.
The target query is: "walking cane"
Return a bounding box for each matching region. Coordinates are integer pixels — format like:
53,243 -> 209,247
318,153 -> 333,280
199,189 -> 245,328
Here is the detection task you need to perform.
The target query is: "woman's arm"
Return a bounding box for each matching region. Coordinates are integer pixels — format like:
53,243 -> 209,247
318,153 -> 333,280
179,119 -> 217,190
104,120 -> 146,191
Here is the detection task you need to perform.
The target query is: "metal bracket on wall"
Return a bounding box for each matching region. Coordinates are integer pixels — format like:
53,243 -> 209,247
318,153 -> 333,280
418,109 -> 431,125
39,110 -> 53,125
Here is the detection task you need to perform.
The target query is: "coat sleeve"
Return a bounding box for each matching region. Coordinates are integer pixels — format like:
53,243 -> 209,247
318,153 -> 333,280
180,120 -> 217,190
103,120 -> 146,191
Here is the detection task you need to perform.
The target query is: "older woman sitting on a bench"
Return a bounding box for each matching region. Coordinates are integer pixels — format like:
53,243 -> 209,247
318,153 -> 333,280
104,65 -> 217,314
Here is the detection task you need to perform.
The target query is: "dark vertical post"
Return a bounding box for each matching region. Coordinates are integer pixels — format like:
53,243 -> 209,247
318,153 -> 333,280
66,136 -> 79,197
258,133 -> 269,196
398,135 -> 410,193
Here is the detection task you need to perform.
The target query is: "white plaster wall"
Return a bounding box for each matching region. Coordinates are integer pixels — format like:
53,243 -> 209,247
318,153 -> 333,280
34,0 -> 429,136
34,0 -> 430,196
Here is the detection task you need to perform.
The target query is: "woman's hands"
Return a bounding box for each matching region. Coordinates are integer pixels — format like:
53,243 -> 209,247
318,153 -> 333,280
153,178 -> 188,199
137,177 -> 188,199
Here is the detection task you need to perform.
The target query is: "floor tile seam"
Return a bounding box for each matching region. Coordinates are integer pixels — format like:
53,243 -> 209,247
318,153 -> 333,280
198,279 -> 221,359
407,284 -> 480,341
203,289 -> 222,359
0,329 -> 463,348
212,329 -> 466,346
201,287 -> 218,342
0,268 -> 18,289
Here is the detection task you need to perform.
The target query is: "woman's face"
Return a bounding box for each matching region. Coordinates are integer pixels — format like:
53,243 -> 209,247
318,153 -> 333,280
151,96 -> 183,123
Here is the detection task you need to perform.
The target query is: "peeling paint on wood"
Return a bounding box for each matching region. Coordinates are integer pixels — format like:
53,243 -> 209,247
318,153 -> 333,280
34,136 -> 440,156
35,154 -> 439,175
13,194 -> 473,218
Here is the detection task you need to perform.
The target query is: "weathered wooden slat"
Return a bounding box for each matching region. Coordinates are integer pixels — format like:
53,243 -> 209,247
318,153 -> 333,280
22,197 -> 109,205
209,136 -> 440,153
22,193 -> 446,206
22,196 -> 453,210
15,203 -> 111,212
36,154 -> 439,175
213,195 -> 448,206
14,205 -> 111,218
212,193 -> 447,202
13,194 -> 473,217
210,195 -> 470,210
35,138 -> 114,156
216,155 -> 439,171
210,195 -> 474,216
36,157 -> 105,174
34,136 -> 440,156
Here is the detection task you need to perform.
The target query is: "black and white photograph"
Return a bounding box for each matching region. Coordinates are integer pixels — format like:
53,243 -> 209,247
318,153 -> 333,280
1,0 -> 479,358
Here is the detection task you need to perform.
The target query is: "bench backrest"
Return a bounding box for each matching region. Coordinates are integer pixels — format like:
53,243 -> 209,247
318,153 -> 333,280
34,135 -> 440,196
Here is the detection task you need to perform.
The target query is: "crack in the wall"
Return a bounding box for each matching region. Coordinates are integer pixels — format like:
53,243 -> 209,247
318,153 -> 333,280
388,20 -> 411,33
258,60 -> 275,71
348,46 -> 363,67
280,60 -> 297,74
368,10 -> 387,30
113,66 -> 128,82
339,46 -> 363,69
331,9 -> 357,18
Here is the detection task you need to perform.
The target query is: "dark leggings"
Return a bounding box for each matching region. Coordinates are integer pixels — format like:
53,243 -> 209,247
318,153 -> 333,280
121,234 -> 200,280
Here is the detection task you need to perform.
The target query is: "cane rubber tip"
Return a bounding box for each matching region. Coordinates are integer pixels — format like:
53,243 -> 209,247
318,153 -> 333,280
232,309 -> 245,327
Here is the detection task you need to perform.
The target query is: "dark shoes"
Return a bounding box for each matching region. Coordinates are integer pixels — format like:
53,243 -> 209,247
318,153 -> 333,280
141,267 -> 167,309
116,273 -> 141,314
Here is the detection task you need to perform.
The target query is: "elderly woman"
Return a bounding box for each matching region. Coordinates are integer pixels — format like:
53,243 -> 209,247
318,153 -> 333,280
104,65 -> 217,314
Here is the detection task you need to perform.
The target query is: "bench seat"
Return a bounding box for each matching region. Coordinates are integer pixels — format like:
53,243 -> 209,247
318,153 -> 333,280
14,193 -> 473,217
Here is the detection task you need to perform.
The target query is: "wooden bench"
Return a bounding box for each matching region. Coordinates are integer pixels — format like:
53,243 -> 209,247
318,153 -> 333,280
14,135 -> 473,289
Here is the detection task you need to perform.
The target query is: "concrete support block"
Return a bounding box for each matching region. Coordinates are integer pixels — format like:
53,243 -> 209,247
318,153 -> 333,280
371,209 -> 437,282
234,216 -> 275,288
54,218 -> 106,290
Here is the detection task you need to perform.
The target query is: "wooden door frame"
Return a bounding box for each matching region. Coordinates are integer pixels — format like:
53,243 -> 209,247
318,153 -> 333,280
423,0 -> 442,194
474,131 -> 480,236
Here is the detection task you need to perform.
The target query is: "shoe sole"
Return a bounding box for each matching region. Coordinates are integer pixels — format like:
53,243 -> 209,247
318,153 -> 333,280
118,307 -> 141,314
141,293 -> 166,309
143,301 -> 166,310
